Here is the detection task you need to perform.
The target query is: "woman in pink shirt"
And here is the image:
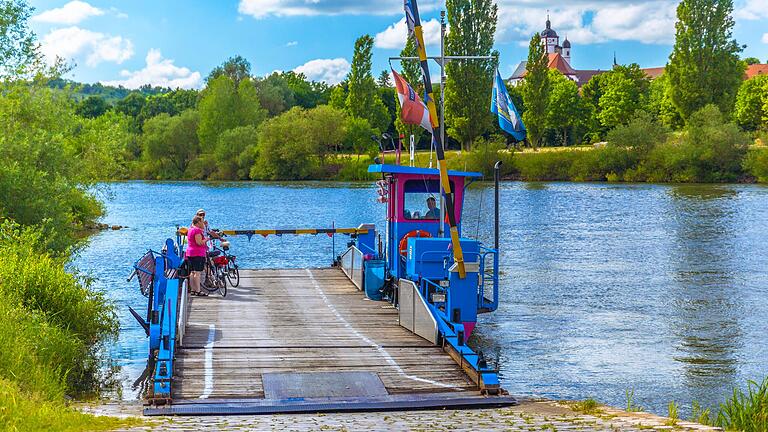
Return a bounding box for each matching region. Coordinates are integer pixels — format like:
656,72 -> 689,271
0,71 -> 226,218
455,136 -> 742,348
186,215 -> 208,296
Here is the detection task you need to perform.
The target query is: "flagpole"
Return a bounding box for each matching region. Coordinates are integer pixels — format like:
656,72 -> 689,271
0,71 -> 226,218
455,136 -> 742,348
439,10 -> 446,238
404,0 -> 466,278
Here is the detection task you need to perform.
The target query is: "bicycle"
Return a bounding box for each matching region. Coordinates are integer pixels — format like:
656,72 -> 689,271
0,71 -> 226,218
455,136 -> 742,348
218,234 -> 240,287
201,247 -> 227,297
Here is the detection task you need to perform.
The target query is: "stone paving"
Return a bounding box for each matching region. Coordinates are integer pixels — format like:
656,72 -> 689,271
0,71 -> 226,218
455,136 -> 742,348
85,399 -> 722,432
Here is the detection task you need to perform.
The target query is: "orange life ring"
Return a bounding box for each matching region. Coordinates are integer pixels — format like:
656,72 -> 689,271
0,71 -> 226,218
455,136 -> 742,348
399,230 -> 432,256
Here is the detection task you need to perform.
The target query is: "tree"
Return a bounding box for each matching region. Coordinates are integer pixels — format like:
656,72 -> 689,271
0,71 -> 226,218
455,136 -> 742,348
346,35 -> 390,132
546,71 -> 583,146
647,73 -> 684,129
667,0 -> 744,120
444,0 -> 498,151
743,57 -> 761,65
141,110 -> 200,178
305,105 -> 347,163
255,72 -> 296,116
521,33 -> 550,149
214,125 -> 258,179
329,83 -> 347,110
0,0 -> 41,78
344,116 -> 376,160
733,75 -> 768,131
114,92 -> 146,118
377,70 -> 392,87
197,75 -> 266,153
283,71 -> 329,108
253,107 -> 317,180
75,95 -> 110,118
206,55 -> 252,86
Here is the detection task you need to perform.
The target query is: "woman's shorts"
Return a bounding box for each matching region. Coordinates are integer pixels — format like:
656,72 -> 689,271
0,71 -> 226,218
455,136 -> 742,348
188,256 -> 205,272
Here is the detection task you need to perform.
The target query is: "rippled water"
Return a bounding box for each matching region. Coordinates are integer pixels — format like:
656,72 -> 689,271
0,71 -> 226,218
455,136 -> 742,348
74,181 -> 768,415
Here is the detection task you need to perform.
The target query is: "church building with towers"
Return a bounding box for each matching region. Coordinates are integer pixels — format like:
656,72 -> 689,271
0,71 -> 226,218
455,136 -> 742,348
541,16 -> 571,64
509,16 -> 602,88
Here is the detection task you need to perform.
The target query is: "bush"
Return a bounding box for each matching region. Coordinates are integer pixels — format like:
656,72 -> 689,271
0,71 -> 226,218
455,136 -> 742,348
743,147 -> 768,182
0,222 -> 117,394
454,135 -> 516,177
642,105 -> 749,182
607,111 -> 670,157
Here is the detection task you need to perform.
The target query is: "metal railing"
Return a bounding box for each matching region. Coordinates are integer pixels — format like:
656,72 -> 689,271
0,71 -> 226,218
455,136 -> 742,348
478,247 -> 499,312
176,278 -> 190,347
339,246 -> 364,290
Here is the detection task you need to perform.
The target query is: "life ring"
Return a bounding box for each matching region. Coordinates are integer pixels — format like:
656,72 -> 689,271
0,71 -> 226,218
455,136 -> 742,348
399,230 -> 432,256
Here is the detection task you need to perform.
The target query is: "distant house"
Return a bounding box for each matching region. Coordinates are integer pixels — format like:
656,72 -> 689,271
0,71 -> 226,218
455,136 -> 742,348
746,63 -> 768,79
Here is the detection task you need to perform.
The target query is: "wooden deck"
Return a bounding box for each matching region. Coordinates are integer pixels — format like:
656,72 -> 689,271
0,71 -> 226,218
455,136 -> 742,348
172,268 -> 478,401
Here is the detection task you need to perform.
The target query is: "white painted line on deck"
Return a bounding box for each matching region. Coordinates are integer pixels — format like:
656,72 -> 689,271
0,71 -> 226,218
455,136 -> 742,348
305,269 -> 460,390
199,324 -> 216,399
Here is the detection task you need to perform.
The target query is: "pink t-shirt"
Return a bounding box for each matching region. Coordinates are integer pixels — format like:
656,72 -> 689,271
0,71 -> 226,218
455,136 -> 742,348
186,226 -> 207,257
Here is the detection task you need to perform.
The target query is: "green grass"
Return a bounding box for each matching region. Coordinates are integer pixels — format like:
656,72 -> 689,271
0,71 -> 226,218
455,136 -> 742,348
665,401 -> 679,426
0,221 -> 126,431
625,388 -> 643,412
569,398 -> 603,415
0,378 -> 133,432
715,377 -> 768,432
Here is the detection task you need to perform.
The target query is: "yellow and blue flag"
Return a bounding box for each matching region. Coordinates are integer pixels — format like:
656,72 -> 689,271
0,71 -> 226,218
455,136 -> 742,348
490,68 -> 526,141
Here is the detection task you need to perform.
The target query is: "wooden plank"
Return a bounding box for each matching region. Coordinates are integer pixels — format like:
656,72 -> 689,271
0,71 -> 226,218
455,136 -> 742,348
172,268 -> 477,401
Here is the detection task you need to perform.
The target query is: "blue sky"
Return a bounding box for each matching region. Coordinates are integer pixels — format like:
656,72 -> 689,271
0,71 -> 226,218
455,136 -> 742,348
29,0 -> 768,88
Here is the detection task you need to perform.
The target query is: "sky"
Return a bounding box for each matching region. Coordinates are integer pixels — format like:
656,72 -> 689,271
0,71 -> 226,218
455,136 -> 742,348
28,0 -> 768,89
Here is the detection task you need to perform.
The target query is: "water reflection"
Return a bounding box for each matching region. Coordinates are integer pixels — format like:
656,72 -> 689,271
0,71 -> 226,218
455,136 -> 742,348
666,185 -> 742,407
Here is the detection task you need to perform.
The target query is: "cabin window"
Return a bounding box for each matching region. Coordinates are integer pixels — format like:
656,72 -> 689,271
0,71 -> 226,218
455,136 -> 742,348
402,179 -> 455,221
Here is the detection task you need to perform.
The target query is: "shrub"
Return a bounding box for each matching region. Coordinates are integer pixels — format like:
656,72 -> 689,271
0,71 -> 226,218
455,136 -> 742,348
743,147 -> 768,182
0,222 -> 117,394
642,105 -> 749,182
607,111 -> 670,157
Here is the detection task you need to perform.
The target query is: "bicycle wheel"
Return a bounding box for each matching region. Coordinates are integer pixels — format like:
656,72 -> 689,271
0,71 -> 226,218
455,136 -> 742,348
201,261 -> 218,293
226,261 -> 240,287
217,267 -> 227,297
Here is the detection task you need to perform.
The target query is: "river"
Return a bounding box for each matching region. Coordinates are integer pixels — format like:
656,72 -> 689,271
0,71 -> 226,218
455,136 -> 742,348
73,181 -> 768,416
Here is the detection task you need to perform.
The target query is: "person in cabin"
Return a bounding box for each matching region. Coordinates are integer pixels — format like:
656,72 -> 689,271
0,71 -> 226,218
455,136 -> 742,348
186,215 -> 209,296
423,196 -> 440,219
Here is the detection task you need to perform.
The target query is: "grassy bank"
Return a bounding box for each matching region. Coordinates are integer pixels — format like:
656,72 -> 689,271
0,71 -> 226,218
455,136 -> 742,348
0,222 -> 129,431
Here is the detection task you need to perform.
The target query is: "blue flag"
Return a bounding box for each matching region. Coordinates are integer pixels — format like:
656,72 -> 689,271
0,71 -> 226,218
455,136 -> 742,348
490,68 -> 526,141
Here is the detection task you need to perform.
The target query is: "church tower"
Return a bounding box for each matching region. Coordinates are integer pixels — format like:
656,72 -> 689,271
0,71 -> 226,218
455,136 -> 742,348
541,15 -> 559,54
562,37 -> 571,63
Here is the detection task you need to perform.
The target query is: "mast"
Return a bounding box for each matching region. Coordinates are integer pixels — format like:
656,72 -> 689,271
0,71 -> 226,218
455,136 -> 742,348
405,0 -> 466,278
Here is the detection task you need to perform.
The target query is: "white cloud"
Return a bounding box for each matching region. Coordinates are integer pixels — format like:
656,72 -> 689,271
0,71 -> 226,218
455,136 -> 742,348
40,26 -> 133,67
763,33 -> 768,44
102,49 -> 202,89
374,17 -> 442,49
33,1 -> 104,25
293,58 -> 350,84
496,1 -> 677,45
238,0 -> 438,19
286,41 -> 298,47
734,0 -> 768,20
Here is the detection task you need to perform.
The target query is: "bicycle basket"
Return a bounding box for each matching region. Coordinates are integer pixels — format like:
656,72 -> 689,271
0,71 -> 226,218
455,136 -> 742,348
213,256 -> 228,266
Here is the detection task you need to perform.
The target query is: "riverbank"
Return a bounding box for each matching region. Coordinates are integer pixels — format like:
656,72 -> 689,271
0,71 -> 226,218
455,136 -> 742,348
83,398 -> 719,431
